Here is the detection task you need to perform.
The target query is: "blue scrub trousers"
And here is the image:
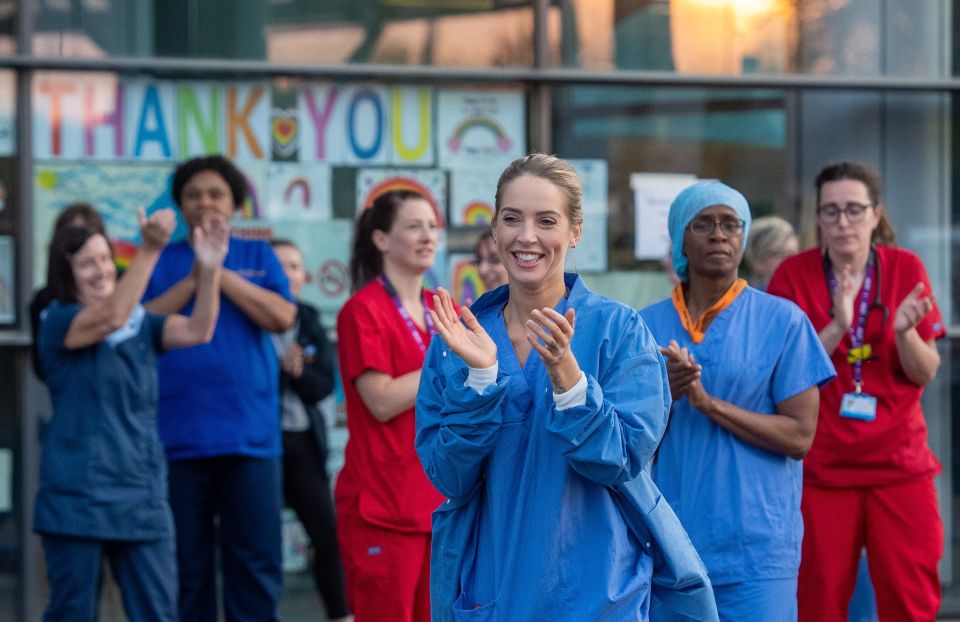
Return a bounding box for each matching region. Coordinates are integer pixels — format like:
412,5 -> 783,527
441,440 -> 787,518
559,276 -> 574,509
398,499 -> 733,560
168,456 -> 283,622
714,577 -> 797,622
42,533 -> 177,622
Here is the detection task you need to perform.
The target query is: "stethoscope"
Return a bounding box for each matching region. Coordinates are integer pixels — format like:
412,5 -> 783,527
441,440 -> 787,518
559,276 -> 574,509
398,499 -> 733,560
822,245 -> 890,329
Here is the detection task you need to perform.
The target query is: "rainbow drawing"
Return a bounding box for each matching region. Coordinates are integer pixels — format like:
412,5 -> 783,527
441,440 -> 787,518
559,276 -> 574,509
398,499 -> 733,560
452,259 -> 484,305
284,177 -> 311,208
240,175 -> 262,220
447,118 -> 512,153
363,176 -> 445,226
462,201 -> 494,225
111,239 -> 138,272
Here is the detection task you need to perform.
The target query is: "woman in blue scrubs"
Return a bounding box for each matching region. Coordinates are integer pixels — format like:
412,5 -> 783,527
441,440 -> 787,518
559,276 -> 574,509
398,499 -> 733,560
640,181 -> 835,622
35,208 -> 227,622
417,153 -> 698,621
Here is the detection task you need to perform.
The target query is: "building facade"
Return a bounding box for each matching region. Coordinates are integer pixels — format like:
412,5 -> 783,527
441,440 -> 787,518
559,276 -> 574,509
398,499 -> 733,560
0,0 -> 958,618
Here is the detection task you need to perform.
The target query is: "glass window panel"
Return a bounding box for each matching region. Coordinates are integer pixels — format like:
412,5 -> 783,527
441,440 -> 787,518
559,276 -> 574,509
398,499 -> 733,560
0,349 -> 19,622
553,85 -> 788,286
555,0 -> 948,78
0,0 -> 13,56
30,0 -> 534,67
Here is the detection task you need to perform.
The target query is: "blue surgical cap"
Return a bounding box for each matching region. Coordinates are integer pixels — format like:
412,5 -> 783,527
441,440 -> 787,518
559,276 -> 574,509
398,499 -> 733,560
668,180 -> 752,281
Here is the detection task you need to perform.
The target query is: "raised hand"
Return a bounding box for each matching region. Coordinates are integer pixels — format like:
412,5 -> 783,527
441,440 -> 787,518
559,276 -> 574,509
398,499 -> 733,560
527,307 -> 576,369
894,282 -> 935,334
192,216 -> 229,268
430,287 -> 497,369
660,340 -> 701,399
831,263 -> 857,330
139,207 -> 176,251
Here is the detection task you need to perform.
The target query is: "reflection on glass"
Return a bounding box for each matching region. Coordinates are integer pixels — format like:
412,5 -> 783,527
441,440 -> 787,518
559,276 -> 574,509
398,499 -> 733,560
553,85 -> 787,269
558,0 -> 945,78
28,0 -> 534,66
0,0 -> 12,57
267,5 -> 535,66
0,71 -> 13,157
670,0 -> 796,73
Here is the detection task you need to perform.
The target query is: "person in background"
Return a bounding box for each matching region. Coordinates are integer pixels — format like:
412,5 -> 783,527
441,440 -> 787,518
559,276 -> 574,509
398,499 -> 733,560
417,154 -> 688,621
269,239 -> 352,622
30,202 -> 107,379
335,190 -> 445,622
767,161 -> 945,621
471,228 -> 508,293
35,207 -> 227,622
745,216 -> 799,290
144,155 -> 297,622
640,181 -> 835,622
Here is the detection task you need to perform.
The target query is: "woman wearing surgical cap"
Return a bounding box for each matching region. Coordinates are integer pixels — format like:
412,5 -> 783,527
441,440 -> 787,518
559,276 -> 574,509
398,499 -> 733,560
640,181 -> 835,621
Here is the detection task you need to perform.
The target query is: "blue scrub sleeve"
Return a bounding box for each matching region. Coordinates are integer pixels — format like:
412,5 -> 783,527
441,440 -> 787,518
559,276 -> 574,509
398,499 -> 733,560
37,303 -> 81,383
546,313 -> 671,485
771,306 -> 836,404
416,339 -> 508,500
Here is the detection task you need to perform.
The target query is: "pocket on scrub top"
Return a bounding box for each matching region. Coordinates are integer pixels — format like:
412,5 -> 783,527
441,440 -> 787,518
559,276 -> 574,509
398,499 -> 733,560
453,593 -> 497,622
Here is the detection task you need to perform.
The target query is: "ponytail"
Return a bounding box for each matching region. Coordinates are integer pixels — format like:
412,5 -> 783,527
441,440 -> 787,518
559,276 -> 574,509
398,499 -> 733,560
872,211 -> 897,246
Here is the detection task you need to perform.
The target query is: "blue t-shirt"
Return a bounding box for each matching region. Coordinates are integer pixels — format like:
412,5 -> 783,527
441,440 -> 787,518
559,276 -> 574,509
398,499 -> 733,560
34,303 -> 172,541
640,287 -> 835,585
144,237 -> 292,459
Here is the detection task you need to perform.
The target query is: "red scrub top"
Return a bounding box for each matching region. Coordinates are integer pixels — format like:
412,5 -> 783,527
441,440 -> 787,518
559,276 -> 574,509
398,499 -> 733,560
767,245 -> 945,488
335,279 -> 444,533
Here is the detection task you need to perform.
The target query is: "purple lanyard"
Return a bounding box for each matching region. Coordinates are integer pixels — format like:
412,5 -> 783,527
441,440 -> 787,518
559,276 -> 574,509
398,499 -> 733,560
378,274 -> 436,354
827,256 -> 876,392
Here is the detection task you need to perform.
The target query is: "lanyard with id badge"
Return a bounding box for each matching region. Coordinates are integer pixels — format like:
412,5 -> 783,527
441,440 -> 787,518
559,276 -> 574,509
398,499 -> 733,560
827,252 -> 880,422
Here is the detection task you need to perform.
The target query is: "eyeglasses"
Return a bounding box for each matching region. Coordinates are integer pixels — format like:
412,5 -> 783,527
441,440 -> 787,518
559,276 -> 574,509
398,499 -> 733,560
817,202 -> 873,224
687,218 -> 745,237
471,253 -> 501,267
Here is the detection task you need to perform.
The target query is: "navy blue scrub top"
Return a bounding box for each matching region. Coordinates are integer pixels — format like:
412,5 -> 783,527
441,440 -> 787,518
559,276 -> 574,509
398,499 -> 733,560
34,303 -> 173,541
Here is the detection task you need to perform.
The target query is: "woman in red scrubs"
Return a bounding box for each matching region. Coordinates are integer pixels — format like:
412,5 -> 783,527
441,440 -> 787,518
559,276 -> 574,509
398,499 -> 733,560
335,190 -> 445,622
767,161 -> 945,621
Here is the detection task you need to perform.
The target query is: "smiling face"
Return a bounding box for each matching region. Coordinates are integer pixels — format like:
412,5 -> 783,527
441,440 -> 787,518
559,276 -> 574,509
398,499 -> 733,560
70,234 -> 117,305
817,178 -> 881,261
493,175 -> 582,292
179,169 -> 236,231
373,197 -> 438,276
683,204 -> 744,282
274,244 -> 307,298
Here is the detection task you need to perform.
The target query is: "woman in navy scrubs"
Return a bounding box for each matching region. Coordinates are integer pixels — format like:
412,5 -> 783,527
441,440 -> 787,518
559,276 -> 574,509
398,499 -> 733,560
34,208 -> 226,622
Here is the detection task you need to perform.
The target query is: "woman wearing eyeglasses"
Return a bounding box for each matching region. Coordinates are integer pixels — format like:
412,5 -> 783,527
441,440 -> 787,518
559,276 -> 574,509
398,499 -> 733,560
640,180 -> 835,622
767,161 -> 945,622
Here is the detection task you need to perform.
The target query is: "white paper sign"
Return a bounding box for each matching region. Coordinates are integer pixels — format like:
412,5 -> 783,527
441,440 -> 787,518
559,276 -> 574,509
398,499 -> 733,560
632,173 -> 698,260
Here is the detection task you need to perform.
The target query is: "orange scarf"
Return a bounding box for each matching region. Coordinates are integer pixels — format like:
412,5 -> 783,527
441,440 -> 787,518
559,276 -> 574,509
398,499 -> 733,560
671,278 -> 747,344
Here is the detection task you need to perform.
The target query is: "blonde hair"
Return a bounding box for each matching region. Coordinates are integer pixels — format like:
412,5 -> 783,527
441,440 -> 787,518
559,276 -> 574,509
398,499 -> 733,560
746,216 -> 798,266
494,153 -> 584,225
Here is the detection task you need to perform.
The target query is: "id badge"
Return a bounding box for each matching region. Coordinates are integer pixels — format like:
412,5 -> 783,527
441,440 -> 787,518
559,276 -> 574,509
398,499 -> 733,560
840,392 -> 877,422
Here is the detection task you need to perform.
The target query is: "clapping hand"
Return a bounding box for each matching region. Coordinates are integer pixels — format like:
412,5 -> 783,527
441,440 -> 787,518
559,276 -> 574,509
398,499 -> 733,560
429,287 -> 497,369
660,340 -> 702,400
831,263 -> 857,330
192,216 -> 229,269
894,282 -> 935,334
526,307 -> 576,369
139,207 -> 176,251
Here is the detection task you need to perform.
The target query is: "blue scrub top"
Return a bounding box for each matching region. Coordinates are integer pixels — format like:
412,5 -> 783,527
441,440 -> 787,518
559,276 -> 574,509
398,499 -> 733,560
144,237 -> 292,460
417,273 -> 669,621
35,303 -> 172,541
640,287 -> 835,585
